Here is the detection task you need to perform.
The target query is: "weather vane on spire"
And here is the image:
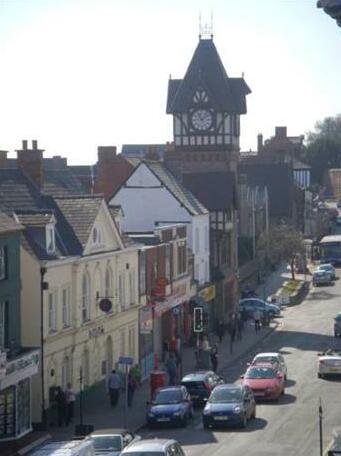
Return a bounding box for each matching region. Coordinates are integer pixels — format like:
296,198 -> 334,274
199,11 -> 214,39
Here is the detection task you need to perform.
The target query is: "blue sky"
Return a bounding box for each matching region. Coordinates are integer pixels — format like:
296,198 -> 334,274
1,0 -> 341,164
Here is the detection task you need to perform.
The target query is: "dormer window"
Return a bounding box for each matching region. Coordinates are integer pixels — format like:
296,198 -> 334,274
46,224 -> 55,254
92,226 -> 102,246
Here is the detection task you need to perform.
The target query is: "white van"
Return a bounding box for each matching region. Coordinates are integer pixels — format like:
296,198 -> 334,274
29,439 -> 95,456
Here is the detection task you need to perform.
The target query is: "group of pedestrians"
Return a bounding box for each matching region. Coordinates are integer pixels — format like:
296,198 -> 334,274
108,364 -> 142,408
55,383 -> 76,427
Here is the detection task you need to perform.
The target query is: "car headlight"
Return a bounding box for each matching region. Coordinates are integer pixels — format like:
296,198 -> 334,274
233,406 -> 241,414
203,407 -> 211,415
173,411 -> 182,417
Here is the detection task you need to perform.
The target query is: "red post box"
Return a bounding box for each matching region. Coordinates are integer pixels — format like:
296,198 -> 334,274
150,370 -> 167,399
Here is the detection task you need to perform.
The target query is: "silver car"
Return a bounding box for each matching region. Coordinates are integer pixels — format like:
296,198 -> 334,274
312,269 -> 332,286
89,429 -> 141,456
121,439 -> 186,456
315,263 -> 336,280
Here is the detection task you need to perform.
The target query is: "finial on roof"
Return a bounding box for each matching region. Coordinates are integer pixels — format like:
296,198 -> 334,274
199,11 -> 213,40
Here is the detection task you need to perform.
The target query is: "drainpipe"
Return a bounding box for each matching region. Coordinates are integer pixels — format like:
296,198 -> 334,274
40,266 -> 48,429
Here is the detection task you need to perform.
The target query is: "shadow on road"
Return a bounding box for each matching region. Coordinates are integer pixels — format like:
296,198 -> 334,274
319,375 -> 341,383
306,290 -> 336,301
285,378 -> 296,388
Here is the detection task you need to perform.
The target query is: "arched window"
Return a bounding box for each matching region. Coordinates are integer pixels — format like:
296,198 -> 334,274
105,266 -> 112,299
81,271 -> 91,323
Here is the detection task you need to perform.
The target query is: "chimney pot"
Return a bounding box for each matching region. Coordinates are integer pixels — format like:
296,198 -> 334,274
257,133 -> 263,152
0,151 -> 8,168
32,140 -> 38,150
22,140 -> 28,150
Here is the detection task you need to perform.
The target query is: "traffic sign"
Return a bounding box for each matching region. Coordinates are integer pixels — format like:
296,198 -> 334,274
118,356 -> 133,365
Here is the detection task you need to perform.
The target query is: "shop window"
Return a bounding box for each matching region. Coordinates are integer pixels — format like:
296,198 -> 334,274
17,379 -> 30,435
0,246 -> 7,280
0,386 -> 16,439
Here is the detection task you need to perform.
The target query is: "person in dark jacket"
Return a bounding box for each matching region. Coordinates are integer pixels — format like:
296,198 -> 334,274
56,387 -> 66,427
210,345 -> 218,372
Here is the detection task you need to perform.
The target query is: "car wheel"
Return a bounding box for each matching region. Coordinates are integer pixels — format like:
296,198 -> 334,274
240,413 -> 247,428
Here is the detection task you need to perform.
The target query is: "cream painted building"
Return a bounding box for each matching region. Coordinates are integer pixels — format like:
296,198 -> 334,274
18,197 -> 141,422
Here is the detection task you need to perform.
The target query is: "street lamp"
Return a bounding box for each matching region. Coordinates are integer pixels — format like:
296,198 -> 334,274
40,266 -> 48,429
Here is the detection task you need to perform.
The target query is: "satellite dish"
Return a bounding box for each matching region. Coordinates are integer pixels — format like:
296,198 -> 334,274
99,298 -> 112,313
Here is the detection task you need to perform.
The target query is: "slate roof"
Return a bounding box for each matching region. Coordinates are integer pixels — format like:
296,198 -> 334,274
183,172 -> 237,211
53,196 -> 104,250
239,163 -> 293,217
0,210 -> 23,234
166,38 -> 251,114
16,211 -> 54,226
42,169 -> 87,197
122,159 -> 208,216
121,144 -> 166,159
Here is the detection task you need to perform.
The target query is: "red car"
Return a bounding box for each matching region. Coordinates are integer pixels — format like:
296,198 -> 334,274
241,363 -> 285,401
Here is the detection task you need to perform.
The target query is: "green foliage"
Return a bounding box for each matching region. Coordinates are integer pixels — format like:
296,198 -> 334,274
305,115 -> 341,184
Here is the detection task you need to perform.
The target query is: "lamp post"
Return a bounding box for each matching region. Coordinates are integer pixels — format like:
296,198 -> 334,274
40,266 -> 48,429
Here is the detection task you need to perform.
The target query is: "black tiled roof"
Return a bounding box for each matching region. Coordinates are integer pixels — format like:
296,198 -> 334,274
53,196 -> 104,249
0,210 -> 23,234
166,38 -> 251,114
183,172 -> 237,211
239,163 -> 293,217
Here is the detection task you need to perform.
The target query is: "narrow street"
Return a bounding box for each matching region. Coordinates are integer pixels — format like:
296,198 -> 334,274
140,275 -> 341,455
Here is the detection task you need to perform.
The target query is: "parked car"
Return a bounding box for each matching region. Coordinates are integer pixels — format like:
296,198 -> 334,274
241,363 -> 285,400
180,371 -> 224,406
317,349 -> 341,378
334,312 -> 341,337
146,386 -> 193,428
239,298 -> 281,318
121,439 -> 186,456
312,269 -> 333,286
29,440 -> 95,456
89,429 -> 140,456
202,384 -> 256,429
315,263 -> 336,280
250,352 -> 288,380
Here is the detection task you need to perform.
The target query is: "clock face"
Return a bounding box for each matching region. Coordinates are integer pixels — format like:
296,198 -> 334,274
191,109 -> 213,131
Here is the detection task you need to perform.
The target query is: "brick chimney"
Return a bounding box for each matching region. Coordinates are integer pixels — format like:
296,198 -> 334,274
16,139 -> 44,188
0,151 -> 8,168
51,155 -> 67,169
94,146 -> 134,201
257,134 -> 263,152
275,127 -> 287,139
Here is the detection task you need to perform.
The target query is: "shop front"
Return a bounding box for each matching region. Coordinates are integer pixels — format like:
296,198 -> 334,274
0,348 -> 40,442
139,306 -> 154,379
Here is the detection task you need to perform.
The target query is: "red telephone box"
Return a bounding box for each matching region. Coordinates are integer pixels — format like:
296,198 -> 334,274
150,370 -> 167,398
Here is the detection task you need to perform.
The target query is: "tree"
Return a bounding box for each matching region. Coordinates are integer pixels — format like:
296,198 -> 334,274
258,223 -> 305,280
305,115 -> 341,184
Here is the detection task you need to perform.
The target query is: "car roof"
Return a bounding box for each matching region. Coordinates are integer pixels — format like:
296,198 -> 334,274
90,428 -> 130,436
181,371 -> 212,381
122,439 -> 177,453
214,383 -> 242,390
248,362 -> 275,369
254,352 -> 280,358
318,263 -> 333,267
157,386 -> 183,392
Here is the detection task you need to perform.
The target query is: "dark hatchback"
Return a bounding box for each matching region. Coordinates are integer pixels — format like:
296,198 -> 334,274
146,386 -> 193,428
180,371 -> 224,406
202,384 -> 256,429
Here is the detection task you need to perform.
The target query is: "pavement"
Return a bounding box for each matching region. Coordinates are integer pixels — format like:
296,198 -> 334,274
41,262 -> 311,443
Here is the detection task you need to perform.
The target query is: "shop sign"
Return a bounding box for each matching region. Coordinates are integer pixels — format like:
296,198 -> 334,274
140,307 -> 153,334
199,285 -> 216,302
89,325 -> 105,338
152,277 -> 190,318
0,349 -> 40,390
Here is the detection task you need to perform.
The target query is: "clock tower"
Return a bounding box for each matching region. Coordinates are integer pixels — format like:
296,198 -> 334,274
165,35 -> 251,325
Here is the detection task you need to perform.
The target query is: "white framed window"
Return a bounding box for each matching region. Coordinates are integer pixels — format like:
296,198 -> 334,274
46,224 -> 55,254
0,246 -> 7,280
105,266 -> 112,298
81,272 -> 91,323
62,287 -> 71,328
139,251 -> 146,295
0,302 -> 5,349
92,225 -> 103,246
48,291 -> 57,332
118,272 -> 126,310
129,270 -> 135,306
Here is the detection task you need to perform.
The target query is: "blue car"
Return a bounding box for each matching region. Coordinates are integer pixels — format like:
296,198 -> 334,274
202,384 -> 256,429
146,386 -> 193,428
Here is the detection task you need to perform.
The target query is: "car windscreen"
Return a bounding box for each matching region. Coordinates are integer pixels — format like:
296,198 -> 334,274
209,388 -> 242,403
91,436 -> 122,451
246,367 -> 275,379
181,380 -> 205,389
153,390 -> 182,404
254,357 -> 278,365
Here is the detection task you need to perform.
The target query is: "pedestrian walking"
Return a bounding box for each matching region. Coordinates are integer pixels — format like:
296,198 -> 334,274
65,383 -> 75,426
217,320 -> 224,344
108,369 -> 121,407
130,364 -> 142,387
166,352 -> 177,385
127,373 -> 137,407
253,309 -> 261,332
56,387 -> 66,427
210,345 -> 218,372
